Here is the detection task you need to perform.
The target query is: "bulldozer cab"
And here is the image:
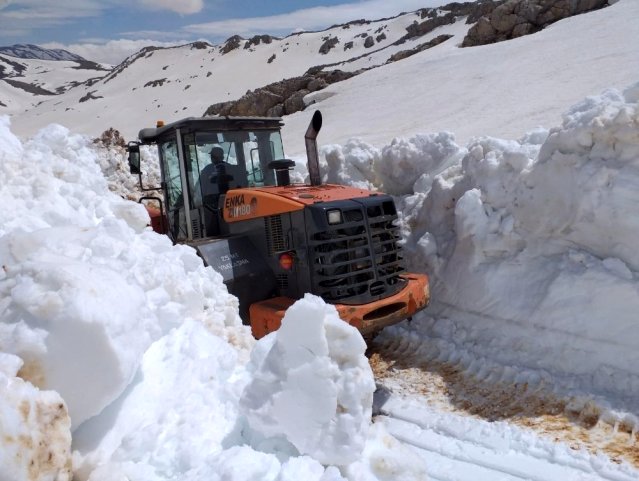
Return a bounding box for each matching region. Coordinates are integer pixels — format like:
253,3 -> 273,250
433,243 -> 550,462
130,116 -> 286,242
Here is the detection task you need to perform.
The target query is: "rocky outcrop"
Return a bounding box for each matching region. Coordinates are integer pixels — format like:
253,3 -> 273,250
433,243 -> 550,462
203,70 -> 355,118
4,78 -> 55,95
438,0 -> 504,24
403,12 -> 457,41
79,90 -> 103,102
244,35 -> 276,49
143,78 -> 168,88
319,36 -> 340,54
462,0 -> 609,46
221,35 -> 243,54
388,34 -> 454,62
190,41 -> 211,50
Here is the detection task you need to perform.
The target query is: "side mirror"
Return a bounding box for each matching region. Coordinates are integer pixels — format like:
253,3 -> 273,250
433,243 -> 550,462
127,142 -> 141,175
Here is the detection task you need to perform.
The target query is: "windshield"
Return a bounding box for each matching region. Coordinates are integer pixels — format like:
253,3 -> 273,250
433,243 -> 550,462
186,129 -> 284,201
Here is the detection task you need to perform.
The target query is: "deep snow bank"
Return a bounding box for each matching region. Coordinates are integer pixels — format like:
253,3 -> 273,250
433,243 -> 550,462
0,120 -> 245,431
415,83 -> 639,413
325,83 -> 639,416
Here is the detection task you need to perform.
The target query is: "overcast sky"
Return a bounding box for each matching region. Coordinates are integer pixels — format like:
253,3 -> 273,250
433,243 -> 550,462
0,0 -> 453,64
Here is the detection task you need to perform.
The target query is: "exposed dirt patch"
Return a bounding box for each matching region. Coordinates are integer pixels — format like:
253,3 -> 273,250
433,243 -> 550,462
17,359 -> 45,388
369,348 -> 639,468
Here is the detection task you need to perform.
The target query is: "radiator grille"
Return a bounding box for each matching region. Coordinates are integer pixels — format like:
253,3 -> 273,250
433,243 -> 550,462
264,215 -> 286,254
309,199 -> 405,304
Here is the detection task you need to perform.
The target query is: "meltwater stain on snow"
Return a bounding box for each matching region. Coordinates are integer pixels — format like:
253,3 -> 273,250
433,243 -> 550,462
0,367 -> 72,481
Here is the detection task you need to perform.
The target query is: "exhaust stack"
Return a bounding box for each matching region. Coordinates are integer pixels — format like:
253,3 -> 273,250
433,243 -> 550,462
305,110 -> 323,186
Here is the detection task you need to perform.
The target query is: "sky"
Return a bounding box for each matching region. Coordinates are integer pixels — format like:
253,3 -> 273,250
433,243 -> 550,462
0,0 -> 452,64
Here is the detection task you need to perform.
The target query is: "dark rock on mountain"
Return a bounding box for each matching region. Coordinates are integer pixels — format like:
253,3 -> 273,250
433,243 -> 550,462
0,55 -> 27,78
79,90 -> 104,103
388,34 -> 454,62
3,78 -> 55,95
73,60 -> 110,71
364,36 -> 375,48
245,35 -> 276,49
203,70 -> 356,118
462,0 -> 609,46
190,41 -> 211,50
404,12 -> 457,41
221,36 -> 243,54
144,79 -> 168,88
319,37 -> 340,54
438,0 -> 504,23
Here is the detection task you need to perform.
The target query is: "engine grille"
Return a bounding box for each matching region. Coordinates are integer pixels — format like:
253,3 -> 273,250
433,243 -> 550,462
264,215 -> 286,255
308,197 -> 406,304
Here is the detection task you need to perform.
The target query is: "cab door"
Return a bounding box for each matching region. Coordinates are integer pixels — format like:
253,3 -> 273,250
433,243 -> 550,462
158,137 -> 189,241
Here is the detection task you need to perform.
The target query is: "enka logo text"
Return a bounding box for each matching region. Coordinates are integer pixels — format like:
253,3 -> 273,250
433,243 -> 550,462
225,194 -> 257,218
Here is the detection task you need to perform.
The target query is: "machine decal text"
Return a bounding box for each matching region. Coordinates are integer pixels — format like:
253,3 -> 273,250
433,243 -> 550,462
226,194 -> 258,218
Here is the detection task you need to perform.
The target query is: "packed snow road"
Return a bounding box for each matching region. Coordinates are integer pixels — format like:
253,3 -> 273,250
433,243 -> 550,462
369,317 -> 639,481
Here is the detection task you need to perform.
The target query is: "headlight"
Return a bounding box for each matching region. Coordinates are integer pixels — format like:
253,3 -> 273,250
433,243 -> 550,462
327,209 -> 342,225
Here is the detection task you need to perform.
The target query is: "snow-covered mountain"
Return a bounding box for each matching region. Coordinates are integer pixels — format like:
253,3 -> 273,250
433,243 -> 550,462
0,52 -> 110,115
6,5 -> 473,139
6,0 -> 622,146
0,43 -> 87,62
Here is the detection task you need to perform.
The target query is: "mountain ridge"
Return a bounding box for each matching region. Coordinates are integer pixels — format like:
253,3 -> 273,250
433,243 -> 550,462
0,43 -> 87,61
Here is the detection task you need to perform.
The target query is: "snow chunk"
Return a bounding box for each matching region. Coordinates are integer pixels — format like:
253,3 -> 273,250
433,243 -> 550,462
375,132 -> 463,195
240,294 -> 375,465
322,140 -> 379,190
343,422 -> 428,481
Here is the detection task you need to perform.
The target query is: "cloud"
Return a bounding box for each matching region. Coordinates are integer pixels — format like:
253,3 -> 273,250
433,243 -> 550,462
183,0 -> 451,38
41,39 -> 183,65
0,0 -> 105,34
138,0 -> 203,15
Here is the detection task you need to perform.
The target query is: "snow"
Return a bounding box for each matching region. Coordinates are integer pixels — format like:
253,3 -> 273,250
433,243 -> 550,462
394,83 -> 639,412
2,1 -> 639,480
282,0 -> 639,157
241,295 -> 375,466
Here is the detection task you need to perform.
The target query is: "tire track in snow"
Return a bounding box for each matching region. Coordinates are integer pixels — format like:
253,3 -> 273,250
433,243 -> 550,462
374,399 -> 638,481
368,329 -> 639,476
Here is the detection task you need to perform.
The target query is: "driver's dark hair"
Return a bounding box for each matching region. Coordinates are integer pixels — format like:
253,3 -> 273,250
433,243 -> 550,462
210,146 -> 224,163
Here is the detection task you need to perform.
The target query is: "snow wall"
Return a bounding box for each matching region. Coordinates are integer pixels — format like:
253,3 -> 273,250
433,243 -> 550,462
323,82 -> 639,417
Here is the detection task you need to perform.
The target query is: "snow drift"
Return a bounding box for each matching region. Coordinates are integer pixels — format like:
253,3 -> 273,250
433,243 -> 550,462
410,83 -> 639,416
